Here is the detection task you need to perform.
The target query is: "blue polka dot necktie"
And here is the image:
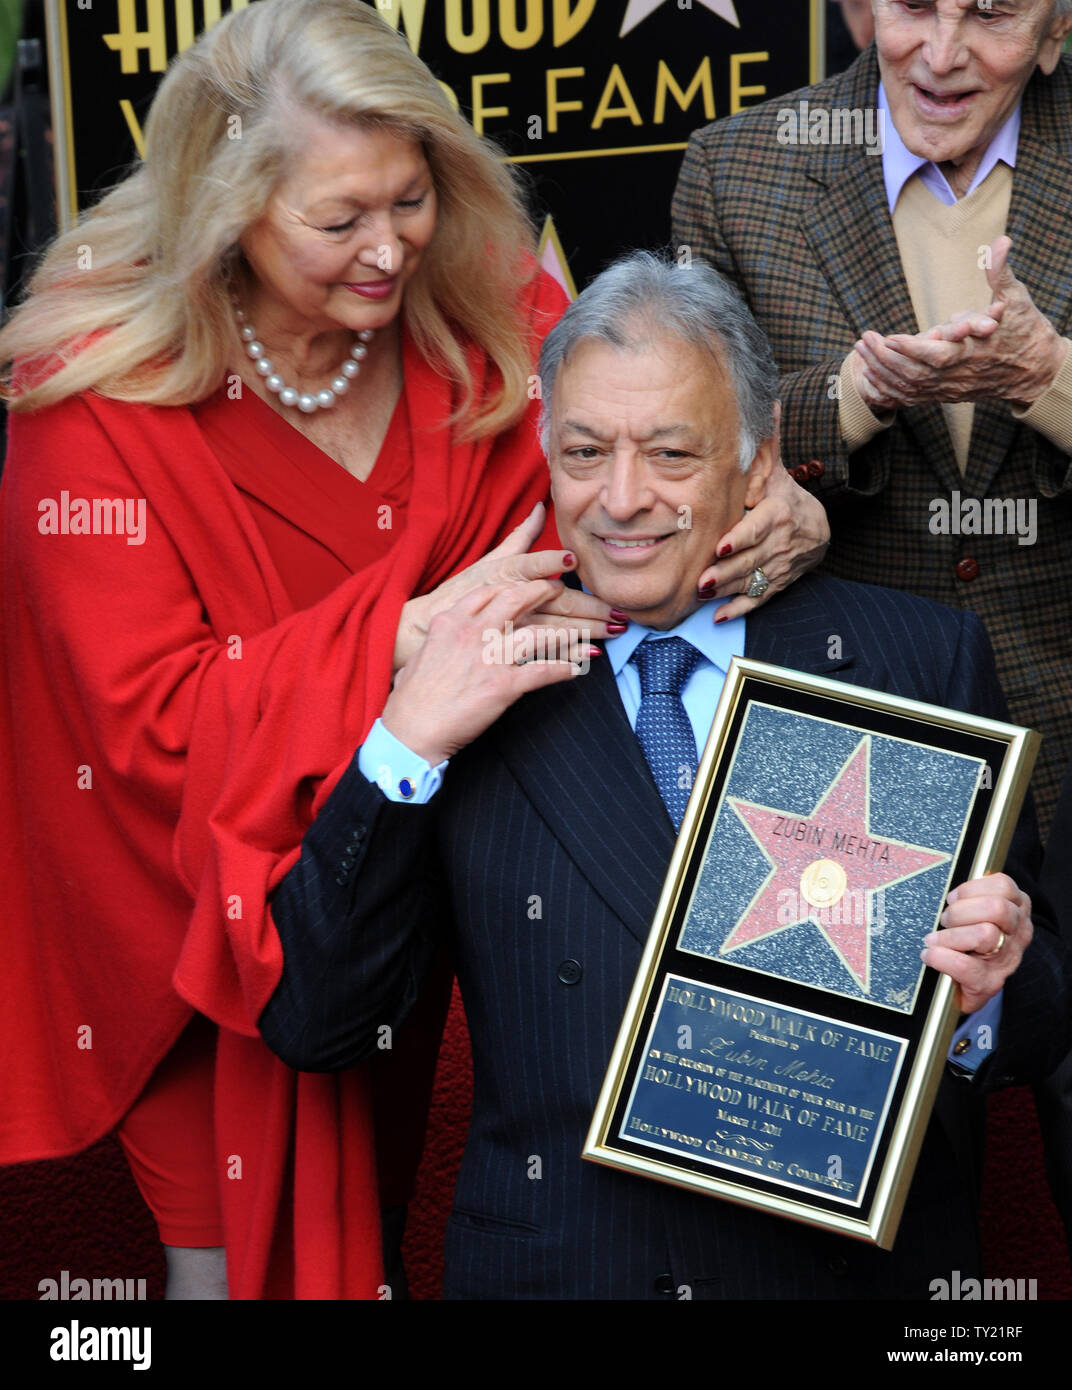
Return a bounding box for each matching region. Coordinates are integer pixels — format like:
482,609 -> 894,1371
630,636 -> 704,830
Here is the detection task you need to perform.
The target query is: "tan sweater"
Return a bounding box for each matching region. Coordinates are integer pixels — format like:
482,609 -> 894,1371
838,162 -> 1072,467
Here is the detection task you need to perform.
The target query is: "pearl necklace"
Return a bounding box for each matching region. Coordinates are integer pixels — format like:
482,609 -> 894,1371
233,300 -> 374,413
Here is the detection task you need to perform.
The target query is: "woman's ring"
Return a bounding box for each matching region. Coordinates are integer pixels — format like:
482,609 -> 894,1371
747,567 -> 771,599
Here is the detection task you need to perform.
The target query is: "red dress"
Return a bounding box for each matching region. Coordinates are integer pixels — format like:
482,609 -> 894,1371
0,269 -> 567,1297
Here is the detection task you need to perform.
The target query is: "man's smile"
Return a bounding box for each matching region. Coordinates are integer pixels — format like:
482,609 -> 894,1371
597,533 -> 674,556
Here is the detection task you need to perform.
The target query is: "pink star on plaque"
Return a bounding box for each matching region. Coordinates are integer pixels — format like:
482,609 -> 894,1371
720,737 -> 950,992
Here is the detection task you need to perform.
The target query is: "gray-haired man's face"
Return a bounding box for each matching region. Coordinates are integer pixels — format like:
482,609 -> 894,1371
547,332 -> 775,631
873,0 -> 1072,175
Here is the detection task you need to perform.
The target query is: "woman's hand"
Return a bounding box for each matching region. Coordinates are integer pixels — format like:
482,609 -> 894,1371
696,462 -> 830,623
394,502 -> 618,672
384,580 -> 597,766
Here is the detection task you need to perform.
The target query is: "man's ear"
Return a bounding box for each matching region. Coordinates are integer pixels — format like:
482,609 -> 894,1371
743,402 -> 781,508
1038,8 -> 1072,76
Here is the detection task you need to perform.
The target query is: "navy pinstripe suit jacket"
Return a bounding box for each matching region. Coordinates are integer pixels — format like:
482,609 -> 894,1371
263,573 -> 1072,1300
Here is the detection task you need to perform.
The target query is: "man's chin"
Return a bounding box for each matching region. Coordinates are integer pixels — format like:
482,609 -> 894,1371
578,571 -> 664,616
581,574 -> 700,630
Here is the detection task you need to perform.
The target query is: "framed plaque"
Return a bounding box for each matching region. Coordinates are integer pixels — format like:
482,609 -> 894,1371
583,658 -> 1038,1249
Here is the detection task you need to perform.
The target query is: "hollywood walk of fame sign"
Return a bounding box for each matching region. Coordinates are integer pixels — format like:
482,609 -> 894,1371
44,0 -> 822,286
586,658 -> 1038,1249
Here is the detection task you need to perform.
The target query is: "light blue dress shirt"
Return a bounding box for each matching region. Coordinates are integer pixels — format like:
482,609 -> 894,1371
358,600 -> 998,1069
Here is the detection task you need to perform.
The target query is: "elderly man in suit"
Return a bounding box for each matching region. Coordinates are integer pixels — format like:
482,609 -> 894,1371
260,254 -> 1071,1299
671,2 -> 1072,1238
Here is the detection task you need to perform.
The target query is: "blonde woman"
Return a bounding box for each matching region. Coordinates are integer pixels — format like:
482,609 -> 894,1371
0,0 -> 615,1299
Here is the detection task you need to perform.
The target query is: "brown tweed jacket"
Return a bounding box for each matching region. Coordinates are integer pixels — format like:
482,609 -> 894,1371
672,46 -> 1072,836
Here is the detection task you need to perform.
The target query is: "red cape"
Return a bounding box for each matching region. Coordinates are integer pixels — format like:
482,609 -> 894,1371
0,269 -> 566,1298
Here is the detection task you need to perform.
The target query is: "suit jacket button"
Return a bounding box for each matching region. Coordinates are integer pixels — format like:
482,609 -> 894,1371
956,557 -> 979,581
340,855 -> 355,872
653,1273 -> 674,1296
792,464 -> 809,484
807,459 -> 824,479
826,1254 -> 848,1275
335,873 -> 348,886
557,959 -> 582,985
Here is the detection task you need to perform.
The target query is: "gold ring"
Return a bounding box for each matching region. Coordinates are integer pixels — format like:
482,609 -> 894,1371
982,929 -> 1006,959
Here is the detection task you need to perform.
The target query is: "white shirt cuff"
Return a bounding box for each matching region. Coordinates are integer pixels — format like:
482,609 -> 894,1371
357,717 -> 448,804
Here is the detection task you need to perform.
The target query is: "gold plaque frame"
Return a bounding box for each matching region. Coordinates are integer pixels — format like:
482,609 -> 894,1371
584,657 -> 1038,1250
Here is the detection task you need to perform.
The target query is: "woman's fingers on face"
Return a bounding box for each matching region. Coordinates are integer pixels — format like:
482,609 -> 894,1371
708,510 -> 767,572
507,546 -> 576,582
712,593 -> 761,622
479,578 -> 563,630
488,501 -> 546,557
536,587 -> 612,622
477,545 -> 572,588
450,578 -> 556,626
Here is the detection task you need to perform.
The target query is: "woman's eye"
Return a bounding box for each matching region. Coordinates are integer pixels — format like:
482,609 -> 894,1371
396,196 -> 427,211
321,219 -> 356,234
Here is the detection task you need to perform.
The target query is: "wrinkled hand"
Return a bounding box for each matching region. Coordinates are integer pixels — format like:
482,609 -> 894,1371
922,872 -> 1032,1015
696,460 -> 830,623
384,580 -> 595,766
394,502 -> 615,672
853,237 -> 1069,412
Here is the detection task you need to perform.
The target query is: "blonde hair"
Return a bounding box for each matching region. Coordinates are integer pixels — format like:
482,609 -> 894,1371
0,0 -> 538,437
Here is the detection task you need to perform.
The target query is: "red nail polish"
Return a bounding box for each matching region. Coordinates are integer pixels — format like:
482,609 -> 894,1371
609,609 -> 630,622
718,543 -> 733,558
586,646 -> 602,657
698,582 -> 718,598
561,552 -> 575,568
606,623 -> 627,636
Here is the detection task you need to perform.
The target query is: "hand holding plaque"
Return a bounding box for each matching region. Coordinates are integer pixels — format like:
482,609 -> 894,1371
585,657 -> 1038,1249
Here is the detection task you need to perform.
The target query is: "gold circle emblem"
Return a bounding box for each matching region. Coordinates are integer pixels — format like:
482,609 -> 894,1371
800,858 -> 848,909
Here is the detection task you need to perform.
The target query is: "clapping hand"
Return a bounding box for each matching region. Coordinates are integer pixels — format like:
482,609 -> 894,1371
852,237 -> 1068,413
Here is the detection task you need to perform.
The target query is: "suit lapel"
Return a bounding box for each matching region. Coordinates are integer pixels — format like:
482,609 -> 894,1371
798,52 -> 961,490
489,642 -> 676,945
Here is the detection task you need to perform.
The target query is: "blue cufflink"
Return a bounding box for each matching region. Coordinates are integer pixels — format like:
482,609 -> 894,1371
398,778 -> 415,800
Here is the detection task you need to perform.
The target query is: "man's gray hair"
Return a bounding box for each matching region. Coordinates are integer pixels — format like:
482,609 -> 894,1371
537,251 -> 779,472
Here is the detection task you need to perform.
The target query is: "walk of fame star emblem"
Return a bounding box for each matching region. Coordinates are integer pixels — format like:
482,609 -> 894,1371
619,0 -> 740,38
718,736 -> 951,993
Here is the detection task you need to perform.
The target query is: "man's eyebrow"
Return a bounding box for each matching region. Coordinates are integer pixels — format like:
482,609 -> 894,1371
559,421 -> 696,442
647,425 -> 696,441
560,420 -> 611,441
